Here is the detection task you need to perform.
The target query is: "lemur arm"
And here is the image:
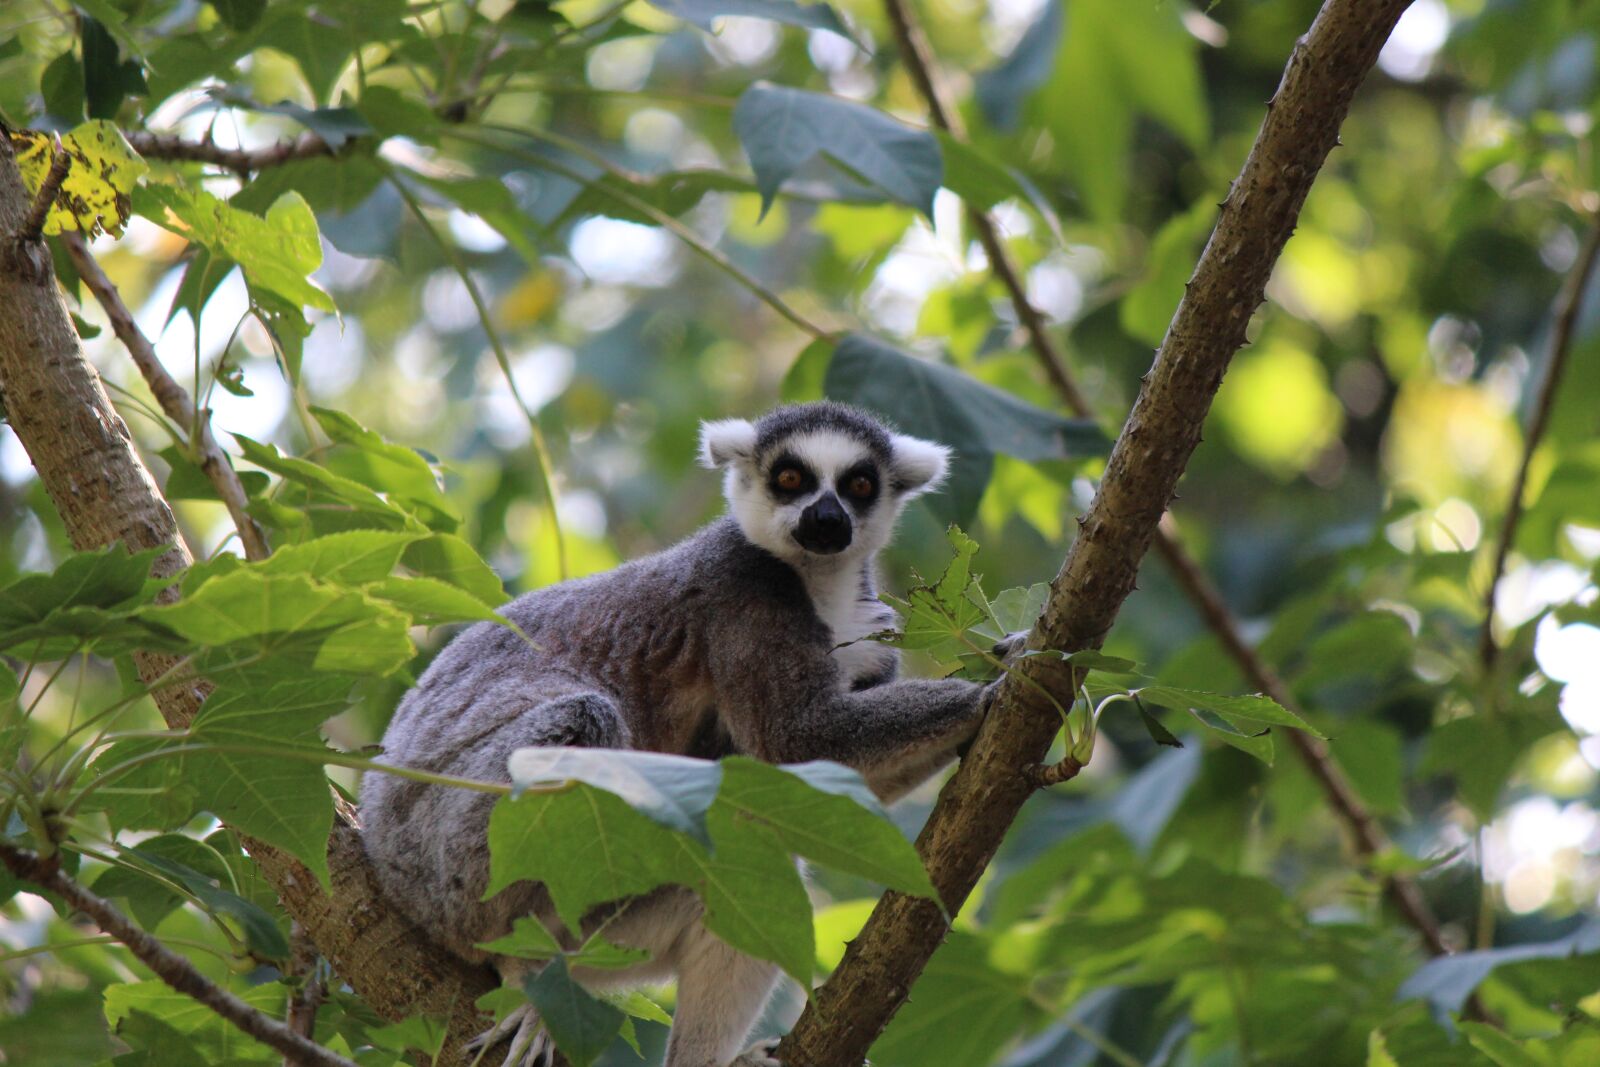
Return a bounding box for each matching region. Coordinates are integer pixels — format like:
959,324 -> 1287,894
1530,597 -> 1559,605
708,602 -> 986,803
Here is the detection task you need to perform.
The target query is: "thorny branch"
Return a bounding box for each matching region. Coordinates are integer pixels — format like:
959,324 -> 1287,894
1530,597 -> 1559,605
777,2 -> 1419,1063
0,843 -> 359,1067
59,230 -> 271,562
126,130 -> 339,177
883,0 -> 1460,963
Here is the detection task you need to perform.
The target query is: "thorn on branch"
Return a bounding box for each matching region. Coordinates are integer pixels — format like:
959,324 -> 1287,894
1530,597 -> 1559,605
19,134 -> 70,245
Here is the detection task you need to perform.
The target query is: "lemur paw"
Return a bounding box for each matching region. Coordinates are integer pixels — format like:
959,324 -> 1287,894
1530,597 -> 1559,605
467,1004 -> 555,1067
731,1037 -> 783,1066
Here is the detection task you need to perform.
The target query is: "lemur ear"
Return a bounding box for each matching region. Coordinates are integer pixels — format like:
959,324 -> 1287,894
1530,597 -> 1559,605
890,433 -> 951,496
698,419 -> 757,469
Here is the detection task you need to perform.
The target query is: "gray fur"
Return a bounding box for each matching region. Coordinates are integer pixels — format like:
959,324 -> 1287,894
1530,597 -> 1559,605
360,405 -> 986,1067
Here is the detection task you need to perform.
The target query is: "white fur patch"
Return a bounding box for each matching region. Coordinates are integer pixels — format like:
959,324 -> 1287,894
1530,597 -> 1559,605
698,419 -> 756,469
889,433 -> 950,496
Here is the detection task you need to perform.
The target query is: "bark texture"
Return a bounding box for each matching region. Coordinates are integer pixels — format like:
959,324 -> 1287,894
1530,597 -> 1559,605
776,2 -> 1416,1063
0,132 -> 494,1065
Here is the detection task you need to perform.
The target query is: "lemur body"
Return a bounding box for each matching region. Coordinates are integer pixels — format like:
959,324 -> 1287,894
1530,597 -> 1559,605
360,403 -> 990,1067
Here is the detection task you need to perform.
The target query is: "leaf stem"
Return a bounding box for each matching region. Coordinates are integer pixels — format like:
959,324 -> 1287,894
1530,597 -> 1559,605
381,161 -> 569,581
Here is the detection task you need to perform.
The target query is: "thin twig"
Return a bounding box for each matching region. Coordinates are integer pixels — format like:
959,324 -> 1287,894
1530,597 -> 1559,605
60,231 -> 271,561
0,843 -> 359,1067
1478,215 -> 1600,670
881,0 -> 1463,965
126,130 -> 338,177
382,163 -> 569,579
19,134 -> 70,244
284,921 -> 328,1062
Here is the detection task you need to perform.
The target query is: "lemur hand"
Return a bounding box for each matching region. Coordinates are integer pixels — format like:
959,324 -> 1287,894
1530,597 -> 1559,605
991,630 -> 1029,662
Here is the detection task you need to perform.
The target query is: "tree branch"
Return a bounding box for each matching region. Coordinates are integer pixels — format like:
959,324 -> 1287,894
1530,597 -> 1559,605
0,842 -> 358,1067
885,0 -> 1460,965
1478,213 -> 1600,669
777,3 -> 1415,1062
19,133 -> 69,245
59,230 -> 271,562
0,131 -> 496,1067
126,130 -> 338,176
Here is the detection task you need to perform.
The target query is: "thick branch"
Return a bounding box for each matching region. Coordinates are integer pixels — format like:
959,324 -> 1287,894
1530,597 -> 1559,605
126,130 -> 338,175
777,3 -> 1415,1062
0,132 -> 495,1066
60,230 -> 271,561
1478,215 -> 1600,669
0,843 -> 358,1067
887,0 -> 1458,962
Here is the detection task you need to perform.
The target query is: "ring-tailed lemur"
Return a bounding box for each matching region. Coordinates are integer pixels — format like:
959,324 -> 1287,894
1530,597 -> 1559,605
360,402 -> 994,1067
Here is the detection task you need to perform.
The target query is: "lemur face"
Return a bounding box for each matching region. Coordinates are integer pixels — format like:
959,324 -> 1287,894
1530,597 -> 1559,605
699,402 -> 951,567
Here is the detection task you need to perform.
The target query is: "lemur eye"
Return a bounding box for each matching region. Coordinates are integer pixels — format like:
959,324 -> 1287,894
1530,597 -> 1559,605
776,468 -> 804,491
847,475 -> 875,499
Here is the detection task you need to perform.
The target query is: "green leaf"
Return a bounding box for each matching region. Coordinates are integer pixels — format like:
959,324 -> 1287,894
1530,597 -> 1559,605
255,5 -> 357,102
310,407 -> 461,530
81,17 -> 147,120
1461,1024 -> 1548,1067
935,132 -> 1030,211
557,169 -> 756,228
184,679 -> 351,888
718,758 -> 936,899
408,171 -> 544,266
214,95 -> 371,148
136,185 -> 335,314
477,915 -> 565,959
985,583 -> 1049,636
0,546 -> 171,657
665,805 -> 816,983
1188,708 -> 1275,765
1421,713 -> 1564,820
1064,650 -> 1138,673
140,570 -> 415,675
366,576 -> 505,625
124,846 -> 290,960
647,0 -> 859,44
1399,923 -> 1600,1016
234,435 -> 413,527
975,0 -> 1061,129
485,786 -> 679,928
209,0 -> 267,32
402,534 -> 509,606
260,531 -> 422,586
523,957 -> 624,1067
1135,701 -> 1184,750
824,333 -> 1108,524
878,526 -> 991,667
734,83 -> 943,218
507,747 -> 723,845
781,337 -> 832,403
104,981 -> 285,1062
1135,686 -> 1325,737
157,445 -> 271,503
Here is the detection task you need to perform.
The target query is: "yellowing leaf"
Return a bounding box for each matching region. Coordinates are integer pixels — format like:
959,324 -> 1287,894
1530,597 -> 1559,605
9,121 -> 147,238
499,270 -> 565,330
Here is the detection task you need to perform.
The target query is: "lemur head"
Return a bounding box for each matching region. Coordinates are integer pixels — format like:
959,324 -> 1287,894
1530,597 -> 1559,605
698,402 -> 950,567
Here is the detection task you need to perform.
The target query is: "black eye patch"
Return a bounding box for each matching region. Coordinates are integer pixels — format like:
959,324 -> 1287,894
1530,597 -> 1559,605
838,462 -> 880,508
768,454 -> 817,498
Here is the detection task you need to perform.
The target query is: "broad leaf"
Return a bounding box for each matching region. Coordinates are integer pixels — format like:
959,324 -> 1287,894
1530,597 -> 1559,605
718,758 -> 935,899
1135,686 -> 1325,737
1399,922 -> 1600,1017
507,747 -> 723,845
523,957 -> 624,1067
734,83 -> 942,217
648,0 -> 859,45
137,184 -> 335,313
8,121 -> 147,237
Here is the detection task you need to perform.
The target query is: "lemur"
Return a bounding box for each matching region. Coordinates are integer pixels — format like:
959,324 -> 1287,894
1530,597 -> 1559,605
361,402 -> 995,1067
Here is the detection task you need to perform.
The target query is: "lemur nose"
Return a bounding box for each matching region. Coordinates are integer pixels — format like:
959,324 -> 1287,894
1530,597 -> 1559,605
797,493 -> 852,553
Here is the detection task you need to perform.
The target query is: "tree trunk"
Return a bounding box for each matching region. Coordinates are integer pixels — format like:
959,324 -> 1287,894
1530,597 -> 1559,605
0,133 -> 494,1065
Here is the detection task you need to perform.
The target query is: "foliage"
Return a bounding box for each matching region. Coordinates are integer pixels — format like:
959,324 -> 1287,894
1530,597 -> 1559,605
1,1 -> 1599,1066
